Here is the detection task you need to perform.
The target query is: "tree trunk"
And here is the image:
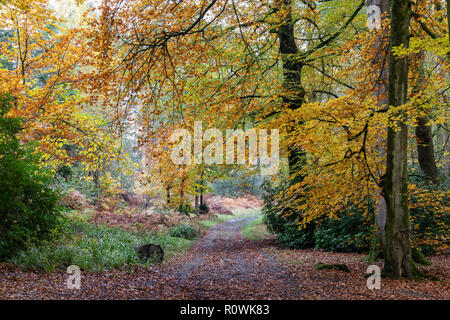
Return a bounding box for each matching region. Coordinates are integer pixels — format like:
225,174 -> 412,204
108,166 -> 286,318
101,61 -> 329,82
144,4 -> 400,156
199,171 -> 204,206
413,50 -> 439,184
180,176 -> 185,204
275,0 -> 306,177
438,0 -> 448,177
415,117 -> 439,183
166,186 -> 171,205
195,194 -> 199,213
93,169 -> 100,189
383,0 -> 414,279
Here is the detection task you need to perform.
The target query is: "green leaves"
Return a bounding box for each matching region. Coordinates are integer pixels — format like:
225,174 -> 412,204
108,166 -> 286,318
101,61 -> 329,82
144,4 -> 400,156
0,94 -> 62,260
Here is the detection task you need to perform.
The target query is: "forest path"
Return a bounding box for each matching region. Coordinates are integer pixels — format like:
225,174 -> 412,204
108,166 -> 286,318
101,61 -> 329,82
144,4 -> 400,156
155,213 -> 306,299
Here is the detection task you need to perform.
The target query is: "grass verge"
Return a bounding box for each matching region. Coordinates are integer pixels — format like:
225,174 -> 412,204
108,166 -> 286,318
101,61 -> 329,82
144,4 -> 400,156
241,214 -> 272,241
9,215 -> 194,272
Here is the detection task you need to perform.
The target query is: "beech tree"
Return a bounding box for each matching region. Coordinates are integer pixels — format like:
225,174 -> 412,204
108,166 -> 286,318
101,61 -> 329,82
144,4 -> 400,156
383,0 -> 413,279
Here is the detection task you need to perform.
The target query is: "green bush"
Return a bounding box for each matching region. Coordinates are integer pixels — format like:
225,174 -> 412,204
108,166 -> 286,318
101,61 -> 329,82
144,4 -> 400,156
314,213 -> 373,253
169,224 -> 200,240
274,222 -> 316,249
262,181 -> 374,252
262,181 -> 316,249
0,94 -> 62,260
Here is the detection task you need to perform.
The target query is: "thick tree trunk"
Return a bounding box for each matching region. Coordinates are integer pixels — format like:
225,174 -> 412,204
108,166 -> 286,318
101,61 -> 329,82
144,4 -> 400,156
276,0 -> 306,177
383,0 -> 414,279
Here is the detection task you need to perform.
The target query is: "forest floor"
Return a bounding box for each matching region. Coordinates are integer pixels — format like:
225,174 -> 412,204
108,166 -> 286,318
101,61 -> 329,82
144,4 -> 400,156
0,212 -> 449,300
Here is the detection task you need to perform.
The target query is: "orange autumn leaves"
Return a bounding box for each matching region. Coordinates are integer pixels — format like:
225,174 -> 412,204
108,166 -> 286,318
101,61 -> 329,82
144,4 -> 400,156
79,0 -> 280,196
0,0 -> 119,172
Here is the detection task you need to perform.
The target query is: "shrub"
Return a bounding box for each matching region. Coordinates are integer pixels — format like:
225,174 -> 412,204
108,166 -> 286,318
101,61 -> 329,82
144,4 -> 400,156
314,213 -> 373,253
0,94 -> 62,260
169,224 -> 200,240
262,181 -> 316,249
262,180 -> 374,252
275,222 -> 317,249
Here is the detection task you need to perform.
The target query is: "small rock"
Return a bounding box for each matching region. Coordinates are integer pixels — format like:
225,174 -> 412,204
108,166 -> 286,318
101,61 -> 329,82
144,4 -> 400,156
133,244 -> 164,263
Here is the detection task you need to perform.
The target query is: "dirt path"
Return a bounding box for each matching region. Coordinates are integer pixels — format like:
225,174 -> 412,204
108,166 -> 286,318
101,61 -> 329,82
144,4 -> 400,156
159,214 -> 306,299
